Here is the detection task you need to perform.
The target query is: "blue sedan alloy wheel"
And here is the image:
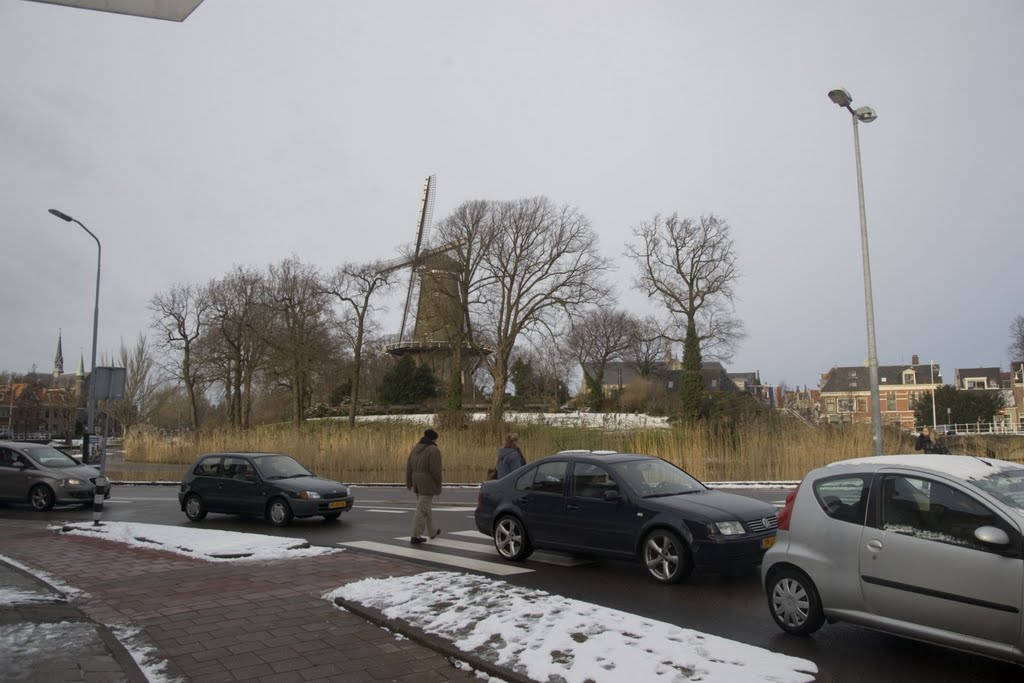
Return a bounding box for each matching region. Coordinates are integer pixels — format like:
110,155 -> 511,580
494,515 -> 532,561
767,568 -> 825,636
642,529 -> 692,583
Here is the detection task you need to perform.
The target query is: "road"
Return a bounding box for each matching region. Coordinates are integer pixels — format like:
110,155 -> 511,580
2,484 -> 1017,682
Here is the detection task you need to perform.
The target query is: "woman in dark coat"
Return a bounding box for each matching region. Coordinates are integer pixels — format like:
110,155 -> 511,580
495,433 -> 526,478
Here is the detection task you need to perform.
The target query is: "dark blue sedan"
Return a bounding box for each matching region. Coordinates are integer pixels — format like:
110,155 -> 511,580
475,451 -> 778,583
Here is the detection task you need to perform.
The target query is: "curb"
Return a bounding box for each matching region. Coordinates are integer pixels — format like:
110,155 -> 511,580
0,557 -> 150,683
335,597 -> 533,683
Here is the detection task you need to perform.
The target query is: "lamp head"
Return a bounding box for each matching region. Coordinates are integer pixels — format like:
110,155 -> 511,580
854,106 -> 878,123
828,88 -> 852,107
48,209 -> 73,222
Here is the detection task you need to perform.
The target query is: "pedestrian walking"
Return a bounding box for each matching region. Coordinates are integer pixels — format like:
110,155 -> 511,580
494,433 -> 526,479
406,428 -> 442,544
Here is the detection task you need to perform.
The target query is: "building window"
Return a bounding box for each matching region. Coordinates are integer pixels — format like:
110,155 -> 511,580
711,379 -> 718,389
826,398 -> 836,413
837,398 -> 856,412
857,397 -> 867,413
886,393 -> 896,411
902,370 -> 916,384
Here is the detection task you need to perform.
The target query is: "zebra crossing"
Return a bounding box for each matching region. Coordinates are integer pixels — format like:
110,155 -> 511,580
339,529 -> 592,576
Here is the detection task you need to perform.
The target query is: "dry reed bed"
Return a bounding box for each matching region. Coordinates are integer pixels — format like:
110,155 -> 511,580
115,419 -> 981,483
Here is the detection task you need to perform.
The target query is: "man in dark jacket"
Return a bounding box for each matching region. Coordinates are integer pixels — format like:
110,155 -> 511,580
406,428 -> 442,544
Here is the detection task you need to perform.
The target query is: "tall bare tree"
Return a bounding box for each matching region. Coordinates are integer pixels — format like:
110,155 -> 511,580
431,200 -> 498,409
108,333 -> 162,436
259,257 -> 333,427
1009,314 -> 1024,362
566,308 -> 636,411
204,266 -> 267,430
626,213 -> 746,362
478,197 -> 611,420
150,283 -> 209,430
322,262 -> 393,428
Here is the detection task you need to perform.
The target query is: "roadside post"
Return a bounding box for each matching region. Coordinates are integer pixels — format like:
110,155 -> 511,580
90,367 -> 125,526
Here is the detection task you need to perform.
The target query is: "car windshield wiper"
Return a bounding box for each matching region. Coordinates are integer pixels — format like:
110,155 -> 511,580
282,473 -> 310,479
644,492 -> 683,498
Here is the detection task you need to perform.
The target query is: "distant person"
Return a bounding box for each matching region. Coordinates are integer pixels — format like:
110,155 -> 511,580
495,433 -> 526,479
405,428 -> 442,545
915,426 -> 949,454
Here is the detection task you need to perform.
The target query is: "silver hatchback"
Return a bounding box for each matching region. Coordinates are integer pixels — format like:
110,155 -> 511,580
0,441 -> 106,510
762,454 -> 1024,664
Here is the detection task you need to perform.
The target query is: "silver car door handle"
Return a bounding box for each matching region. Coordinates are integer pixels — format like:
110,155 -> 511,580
866,539 -> 883,552
566,503 -> 580,511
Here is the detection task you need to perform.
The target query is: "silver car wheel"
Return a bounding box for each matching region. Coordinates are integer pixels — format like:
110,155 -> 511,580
268,499 -> 292,527
493,515 -> 532,561
644,531 -> 681,581
772,577 -> 810,628
30,485 -> 55,512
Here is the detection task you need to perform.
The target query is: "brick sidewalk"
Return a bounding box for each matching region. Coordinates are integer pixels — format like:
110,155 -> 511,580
0,521 -> 477,682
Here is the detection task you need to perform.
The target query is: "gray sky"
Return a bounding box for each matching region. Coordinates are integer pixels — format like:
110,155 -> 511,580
2,0 -> 1022,389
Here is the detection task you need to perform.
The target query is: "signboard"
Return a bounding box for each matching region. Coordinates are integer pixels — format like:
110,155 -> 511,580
26,0 -> 204,22
93,367 -> 126,401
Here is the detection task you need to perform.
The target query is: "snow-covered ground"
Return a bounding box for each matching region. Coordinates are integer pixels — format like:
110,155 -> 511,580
317,411 -> 673,430
3,523 -> 818,683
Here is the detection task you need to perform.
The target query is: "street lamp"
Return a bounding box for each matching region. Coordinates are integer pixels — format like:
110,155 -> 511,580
828,87 -> 883,456
48,209 -> 101,464
930,361 -> 938,430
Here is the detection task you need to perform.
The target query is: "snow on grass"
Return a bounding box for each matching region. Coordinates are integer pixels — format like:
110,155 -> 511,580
320,411 -> 672,430
57,521 -> 339,562
110,624 -> 181,683
329,571 -> 817,683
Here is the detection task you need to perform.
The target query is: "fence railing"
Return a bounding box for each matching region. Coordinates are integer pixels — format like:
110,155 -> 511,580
914,423 -> 1024,436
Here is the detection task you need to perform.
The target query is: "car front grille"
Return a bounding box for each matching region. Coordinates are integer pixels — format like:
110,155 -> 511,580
745,514 -> 778,532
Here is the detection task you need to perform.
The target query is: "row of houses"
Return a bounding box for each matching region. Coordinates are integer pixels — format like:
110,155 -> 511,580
588,353 -> 1024,431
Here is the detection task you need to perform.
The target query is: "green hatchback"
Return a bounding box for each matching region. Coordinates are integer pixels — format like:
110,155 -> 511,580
178,452 -> 354,527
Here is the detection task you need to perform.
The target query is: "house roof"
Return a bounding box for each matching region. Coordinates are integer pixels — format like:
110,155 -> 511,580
820,364 -> 942,393
584,361 -> 740,392
954,367 -> 1002,386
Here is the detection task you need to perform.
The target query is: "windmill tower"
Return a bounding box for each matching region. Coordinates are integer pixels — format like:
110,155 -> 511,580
382,176 -> 491,400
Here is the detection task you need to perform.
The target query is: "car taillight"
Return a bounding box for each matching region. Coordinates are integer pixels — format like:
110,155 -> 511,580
777,482 -> 801,531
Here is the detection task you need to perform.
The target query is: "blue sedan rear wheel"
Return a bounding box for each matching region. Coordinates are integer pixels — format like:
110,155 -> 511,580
494,515 -> 533,561
642,529 -> 692,583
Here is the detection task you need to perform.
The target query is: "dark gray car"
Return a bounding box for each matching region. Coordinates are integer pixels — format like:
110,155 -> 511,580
0,441 -> 107,510
178,452 -> 354,527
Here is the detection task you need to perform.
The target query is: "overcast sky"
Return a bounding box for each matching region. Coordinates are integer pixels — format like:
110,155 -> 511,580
2,0 -> 1022,389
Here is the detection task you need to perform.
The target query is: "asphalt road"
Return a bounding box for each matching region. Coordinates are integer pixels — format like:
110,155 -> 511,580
2,484 -> 1018,682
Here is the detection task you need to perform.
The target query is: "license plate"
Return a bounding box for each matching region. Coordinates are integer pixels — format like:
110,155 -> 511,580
329,501 -> 348,510
761,536 -> 776,550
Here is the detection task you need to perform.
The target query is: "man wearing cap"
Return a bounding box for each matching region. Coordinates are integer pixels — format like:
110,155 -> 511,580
405,428 -> 442,544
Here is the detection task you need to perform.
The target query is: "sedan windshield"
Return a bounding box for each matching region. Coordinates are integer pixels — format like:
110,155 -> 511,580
609,459 -> 706,497
252,454 -> 312,480
23,446 -> 79,468
971,468 -> 1024,512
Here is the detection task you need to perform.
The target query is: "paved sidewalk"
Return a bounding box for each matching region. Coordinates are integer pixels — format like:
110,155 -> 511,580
0,520 -> 479,682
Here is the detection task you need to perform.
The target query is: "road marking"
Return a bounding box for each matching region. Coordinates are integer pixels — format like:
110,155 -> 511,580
362,509 -> 407,514
452,529 -> 490,539
391,536 -> 589,567
340,541 -> 533,576
433,506 -> 476,512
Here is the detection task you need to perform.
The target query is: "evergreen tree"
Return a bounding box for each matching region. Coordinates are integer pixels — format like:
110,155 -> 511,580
680,323 -> 704,420
378,355 -> 437,405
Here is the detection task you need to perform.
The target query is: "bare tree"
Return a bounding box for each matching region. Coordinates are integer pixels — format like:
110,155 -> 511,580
478,197 -> 612,420
259,257 -> 334,427
431,200 -> 499,409
1010,315 -> 1024,362
150,283 -> 210,431
108,333 -> 163,436
627,315 -> 669,378
566,308 -> 636,411
322,262 -> 393,427
204,267 -> 267,430
626,213 -> 746,362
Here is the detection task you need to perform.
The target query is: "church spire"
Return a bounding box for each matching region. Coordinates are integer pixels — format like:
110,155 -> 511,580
77,352 -> 85,378
54,329 -> 64,377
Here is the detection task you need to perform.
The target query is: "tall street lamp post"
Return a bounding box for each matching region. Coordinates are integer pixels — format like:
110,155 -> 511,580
48,209 -> 101,462
828,87 -> 883,457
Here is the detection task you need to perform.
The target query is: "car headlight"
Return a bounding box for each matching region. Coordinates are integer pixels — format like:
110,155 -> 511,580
712,521 -> 745,535
298,491 -> 321,500
63,478 -> 82,486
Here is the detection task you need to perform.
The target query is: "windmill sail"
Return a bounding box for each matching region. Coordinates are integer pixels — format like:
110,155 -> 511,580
398,174 -> 436,342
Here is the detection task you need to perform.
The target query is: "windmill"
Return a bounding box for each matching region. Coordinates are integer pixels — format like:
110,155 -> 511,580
381,175 -> 491,401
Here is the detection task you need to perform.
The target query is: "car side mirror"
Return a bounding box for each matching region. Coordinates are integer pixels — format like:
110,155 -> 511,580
974,526 -> 1010,546
604,489 -> 622,502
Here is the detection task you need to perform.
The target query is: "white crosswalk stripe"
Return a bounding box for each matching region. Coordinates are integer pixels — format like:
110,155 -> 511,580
339,540 -> 533,576
392,535 -> 590,567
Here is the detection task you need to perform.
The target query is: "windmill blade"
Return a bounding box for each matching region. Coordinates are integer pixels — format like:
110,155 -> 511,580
398,175 -> 437,342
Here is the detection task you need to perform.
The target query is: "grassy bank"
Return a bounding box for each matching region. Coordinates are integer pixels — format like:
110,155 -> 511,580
115,417 -> 1024,483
